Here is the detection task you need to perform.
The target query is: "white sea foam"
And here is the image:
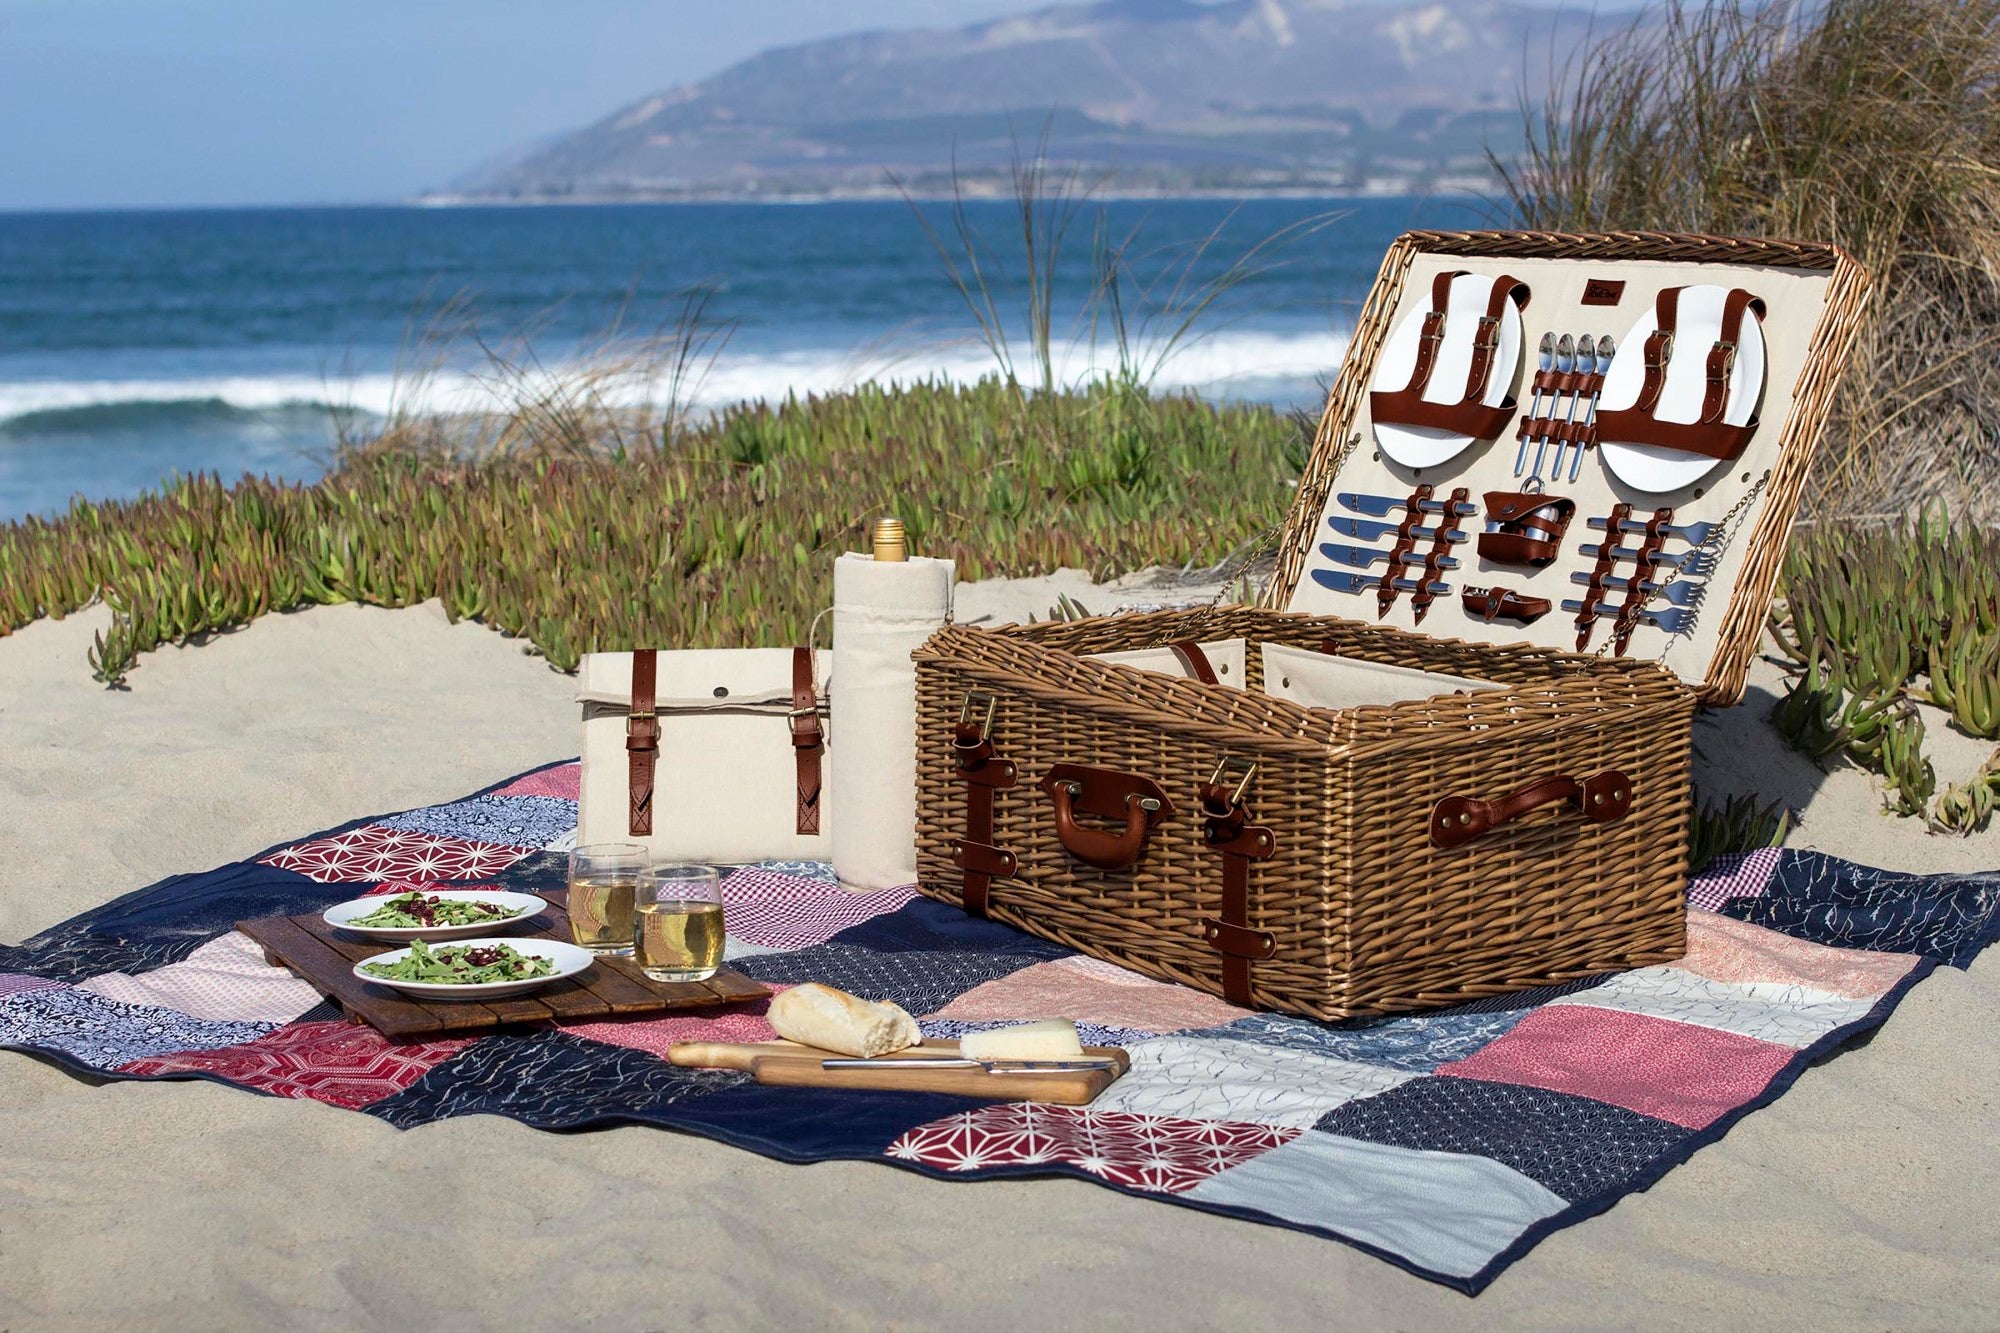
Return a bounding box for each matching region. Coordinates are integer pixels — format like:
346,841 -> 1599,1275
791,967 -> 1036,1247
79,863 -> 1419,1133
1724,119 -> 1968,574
0,327 -> 1347,428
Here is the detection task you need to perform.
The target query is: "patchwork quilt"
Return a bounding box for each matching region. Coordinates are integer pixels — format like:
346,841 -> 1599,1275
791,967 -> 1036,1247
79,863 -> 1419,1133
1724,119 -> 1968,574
3,759 -> 1996,1295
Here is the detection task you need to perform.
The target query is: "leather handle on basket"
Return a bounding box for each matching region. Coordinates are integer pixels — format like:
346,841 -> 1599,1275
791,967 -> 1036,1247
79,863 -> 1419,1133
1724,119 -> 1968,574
1039,763 -> 1174,871
1429,770 -> 1633,849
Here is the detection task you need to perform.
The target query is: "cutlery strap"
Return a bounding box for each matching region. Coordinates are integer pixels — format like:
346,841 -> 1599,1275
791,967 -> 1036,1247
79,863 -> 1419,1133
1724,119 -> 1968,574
1612,508 -> 1676,654
1573,504 -> 1631,649
627,648 -> 661,836
789,645 -> 824,836
949,704 -> 1017,917
1410,486 -> 1469,624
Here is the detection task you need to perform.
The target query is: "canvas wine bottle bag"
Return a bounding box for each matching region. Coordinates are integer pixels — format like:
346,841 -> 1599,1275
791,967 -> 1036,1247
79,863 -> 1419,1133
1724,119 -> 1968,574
576,648 -> 831,864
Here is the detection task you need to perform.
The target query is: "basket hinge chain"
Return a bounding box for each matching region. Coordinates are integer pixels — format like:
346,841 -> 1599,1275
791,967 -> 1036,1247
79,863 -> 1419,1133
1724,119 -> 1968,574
1197,757 -> 1278,1007
948,692 -> 1016,918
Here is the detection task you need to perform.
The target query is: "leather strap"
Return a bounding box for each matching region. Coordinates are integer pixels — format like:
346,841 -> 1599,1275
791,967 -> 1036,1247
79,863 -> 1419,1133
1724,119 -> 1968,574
1462,586 -> 1552,624
1636,287 -> 1680,413
1612,509 -> 1675,656
626,649 -> 660,836
1409,486 -> 1468,625
1403,270 -> 1459,395
949,711 -> 1017,917
789,646 -> 824,836
1462,274 -> 1527,401
1431,770 -> 1633,849
1197,780 -> 1277,1007
1701,288 -> 1761,422
1168,640 -> 1221,685
1574,503 -> 1631,649
1477,491 -> 1575,568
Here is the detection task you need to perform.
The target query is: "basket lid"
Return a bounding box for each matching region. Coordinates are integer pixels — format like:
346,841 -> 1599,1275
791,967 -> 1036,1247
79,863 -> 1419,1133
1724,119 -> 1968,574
1263,230 -> 1871,706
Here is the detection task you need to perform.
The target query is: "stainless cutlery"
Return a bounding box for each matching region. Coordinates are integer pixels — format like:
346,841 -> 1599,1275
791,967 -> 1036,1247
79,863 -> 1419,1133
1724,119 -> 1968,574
1529,334 -> 1577,479
1567,571 -> 1705,608
1326,515 -> 1468,545
1560,598 -> 1696,634
1558,333 -> 1616,482
1338,492 -> 1477,519
1312,569 -> 1452,598
1514,331 -> 1558,475
1578,542 -> 1720,576
818,1057 -> 1119,1074
1586,514 -> 1718,545
1319,541 -> 1460,572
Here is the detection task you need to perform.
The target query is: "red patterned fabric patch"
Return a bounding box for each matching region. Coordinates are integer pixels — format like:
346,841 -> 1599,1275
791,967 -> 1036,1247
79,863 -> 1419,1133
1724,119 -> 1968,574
886,1103 -> 1296,1193
119,1020 -> 475,1109
491,764 -> 582,801
556,996 -> 784,1058
1680,910 -> 1919,1000
1437,1005 -> 1796,1130
933,958 -> 1250,1033
260,826 -> 532,884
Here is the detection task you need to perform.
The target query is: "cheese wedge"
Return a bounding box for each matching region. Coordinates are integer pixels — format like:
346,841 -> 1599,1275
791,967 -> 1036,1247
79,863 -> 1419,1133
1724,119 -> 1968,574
767,983 -> 920,1059
958,1020 -> 1084,1062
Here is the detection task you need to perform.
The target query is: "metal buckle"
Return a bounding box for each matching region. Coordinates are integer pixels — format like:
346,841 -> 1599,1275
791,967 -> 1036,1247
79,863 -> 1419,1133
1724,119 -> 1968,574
1710,339 -> 1737,373
1208,755 -> 1257,808
627,709 -> 656,722
957,690 -> 997,734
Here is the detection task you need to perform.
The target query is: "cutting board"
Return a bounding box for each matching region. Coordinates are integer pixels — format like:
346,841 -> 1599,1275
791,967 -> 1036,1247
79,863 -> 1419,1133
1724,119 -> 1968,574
667,1039 -> 1129,1105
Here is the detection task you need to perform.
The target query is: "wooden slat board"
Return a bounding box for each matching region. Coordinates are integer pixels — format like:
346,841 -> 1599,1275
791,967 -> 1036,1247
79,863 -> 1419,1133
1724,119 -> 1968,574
239,890 -> 768,1042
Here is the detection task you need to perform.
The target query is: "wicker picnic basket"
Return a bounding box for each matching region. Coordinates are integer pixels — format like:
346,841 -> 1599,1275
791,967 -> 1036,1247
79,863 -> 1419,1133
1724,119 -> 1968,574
911,230 -> 1872,1021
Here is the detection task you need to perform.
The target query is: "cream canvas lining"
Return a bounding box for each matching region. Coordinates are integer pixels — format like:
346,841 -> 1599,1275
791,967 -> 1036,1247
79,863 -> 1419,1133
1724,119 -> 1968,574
1283,252 -> 1835,689
1086,638 -> 1497,709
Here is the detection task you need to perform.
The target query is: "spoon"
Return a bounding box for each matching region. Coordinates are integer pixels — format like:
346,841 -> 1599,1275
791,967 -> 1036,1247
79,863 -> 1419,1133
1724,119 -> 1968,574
1530,334 -> 1576,478
1548,334 -> 1595,479
1568,333 -> 1617,482
1514,331 -> 1557,476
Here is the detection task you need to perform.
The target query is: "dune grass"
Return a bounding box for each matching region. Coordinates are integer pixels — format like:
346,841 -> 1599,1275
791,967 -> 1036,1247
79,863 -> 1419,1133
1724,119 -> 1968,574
1499,0 -> 2000,519
0,378 -> 1297,682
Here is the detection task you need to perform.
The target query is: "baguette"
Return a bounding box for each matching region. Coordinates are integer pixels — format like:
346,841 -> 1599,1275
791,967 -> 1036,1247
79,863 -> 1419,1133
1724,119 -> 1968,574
766,983 -> 920,1059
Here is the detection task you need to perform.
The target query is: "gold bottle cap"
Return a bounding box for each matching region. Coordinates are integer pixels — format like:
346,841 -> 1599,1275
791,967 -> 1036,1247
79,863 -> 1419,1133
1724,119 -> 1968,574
871,516 -> 908,562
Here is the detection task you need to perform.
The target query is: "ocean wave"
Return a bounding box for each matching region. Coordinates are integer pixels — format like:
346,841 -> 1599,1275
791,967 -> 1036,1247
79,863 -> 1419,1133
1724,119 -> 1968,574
0,328 -> 1346,434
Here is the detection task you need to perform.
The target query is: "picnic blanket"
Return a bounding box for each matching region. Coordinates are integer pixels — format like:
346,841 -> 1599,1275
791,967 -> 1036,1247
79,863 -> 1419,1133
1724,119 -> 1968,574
3,759 -> 1996,1296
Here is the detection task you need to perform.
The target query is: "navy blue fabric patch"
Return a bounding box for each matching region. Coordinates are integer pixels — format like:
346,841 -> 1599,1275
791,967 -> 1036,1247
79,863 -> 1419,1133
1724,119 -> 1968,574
733,942 -> 1037,1016
1193,1007 -> 1532,1075
658,1082 -> 985,1161
1727,852 -> 2000,968
1316,1076 -> 1691,1201
366,1030 -> 745,1130
0,861 -> 335,981
830,897 -> 1070,961
1429,974 -> 1618,1015
490,850 -> 569,897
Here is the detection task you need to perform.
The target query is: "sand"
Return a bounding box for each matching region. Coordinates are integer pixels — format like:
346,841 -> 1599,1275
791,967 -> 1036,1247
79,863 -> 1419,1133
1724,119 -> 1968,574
3,584 -> 1997,1329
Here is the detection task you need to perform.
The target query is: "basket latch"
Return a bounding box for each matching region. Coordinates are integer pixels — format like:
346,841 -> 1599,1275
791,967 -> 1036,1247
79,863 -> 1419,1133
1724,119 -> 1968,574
1197,756 -> 1277,1008
949,691 -> 1016,918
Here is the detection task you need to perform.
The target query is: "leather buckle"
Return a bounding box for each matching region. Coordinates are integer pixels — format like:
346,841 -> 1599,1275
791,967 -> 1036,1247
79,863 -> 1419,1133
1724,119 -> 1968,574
625,711 -> 659,752
957,690 -> 996,733
788,707 -> 823,748
1207,755 -> 1256,810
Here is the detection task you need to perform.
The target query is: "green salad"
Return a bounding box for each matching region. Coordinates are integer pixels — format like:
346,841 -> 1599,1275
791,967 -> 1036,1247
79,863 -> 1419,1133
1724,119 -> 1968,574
347,892 -> 527,930
359,940 -> 557,985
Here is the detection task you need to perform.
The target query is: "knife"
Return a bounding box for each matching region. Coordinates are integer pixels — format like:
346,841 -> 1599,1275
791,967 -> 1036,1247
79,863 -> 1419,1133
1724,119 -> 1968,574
1338,491 -> 1477,519
1325,515 -> 1468,545
818,1057 -> 1118,1073
1319,541 -> 1460,572
1312,569 -> 1451,597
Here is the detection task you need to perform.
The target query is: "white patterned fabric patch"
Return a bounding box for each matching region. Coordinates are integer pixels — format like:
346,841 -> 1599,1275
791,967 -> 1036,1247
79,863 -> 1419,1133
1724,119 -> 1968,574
1545,965 -> 1878,1048
1187,1133 -> 1567,1279
374,795 -> 580,850
78,931 -> 326,1025
1089,1036 -> 1417,1128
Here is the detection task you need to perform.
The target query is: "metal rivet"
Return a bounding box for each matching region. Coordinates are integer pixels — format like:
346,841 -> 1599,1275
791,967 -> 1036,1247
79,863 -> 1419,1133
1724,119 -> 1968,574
712,686 -> 729,698
1459,812 -> 1471,825
1219,664 -> 1230,674
1592,793 -> 1604,805
1613,790 -> 1626,802
1138,797 -> 1161,812
1282,677 -> 1292,688
1064,782 -> 1082,797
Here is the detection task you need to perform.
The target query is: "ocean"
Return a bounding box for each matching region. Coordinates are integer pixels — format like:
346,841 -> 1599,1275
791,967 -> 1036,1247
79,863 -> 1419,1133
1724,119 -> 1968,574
0,195 -> 1485,520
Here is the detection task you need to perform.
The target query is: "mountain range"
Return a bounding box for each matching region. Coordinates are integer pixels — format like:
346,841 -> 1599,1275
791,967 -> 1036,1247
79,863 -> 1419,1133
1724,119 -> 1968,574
444,0 -> 1641,202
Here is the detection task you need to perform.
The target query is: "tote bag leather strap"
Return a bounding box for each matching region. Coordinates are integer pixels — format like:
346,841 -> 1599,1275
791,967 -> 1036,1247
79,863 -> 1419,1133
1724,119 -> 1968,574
627,649 -> 661,836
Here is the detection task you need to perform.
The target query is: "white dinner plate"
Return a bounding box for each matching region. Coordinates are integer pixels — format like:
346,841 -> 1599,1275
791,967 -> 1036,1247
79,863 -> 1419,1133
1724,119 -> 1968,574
322,889 -> 548,942
1370,272 -> 1524,470
1596,283 -> 1767,494
352,937 -> 595,1001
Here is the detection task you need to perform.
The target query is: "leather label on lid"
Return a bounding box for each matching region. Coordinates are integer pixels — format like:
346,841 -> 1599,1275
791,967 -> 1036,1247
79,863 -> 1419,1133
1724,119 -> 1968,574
1581,278 -> 1626,306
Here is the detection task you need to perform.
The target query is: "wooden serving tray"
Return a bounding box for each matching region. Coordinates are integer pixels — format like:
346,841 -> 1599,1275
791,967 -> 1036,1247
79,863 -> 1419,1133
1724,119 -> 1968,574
239,890 -> 768,1042
666,1039 -> 1129,1105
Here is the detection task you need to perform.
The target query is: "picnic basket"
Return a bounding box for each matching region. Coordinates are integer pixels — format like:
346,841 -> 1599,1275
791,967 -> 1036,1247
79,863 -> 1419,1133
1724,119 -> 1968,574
910,230 -> 1872,1021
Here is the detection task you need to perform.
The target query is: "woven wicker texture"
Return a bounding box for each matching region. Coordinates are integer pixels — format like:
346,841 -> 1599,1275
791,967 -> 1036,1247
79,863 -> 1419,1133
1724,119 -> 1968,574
914,608 -> 1693,1020
912,231 -> 1865,1020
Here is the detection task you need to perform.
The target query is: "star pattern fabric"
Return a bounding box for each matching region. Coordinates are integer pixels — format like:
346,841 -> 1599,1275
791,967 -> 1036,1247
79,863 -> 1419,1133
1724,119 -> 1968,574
260,825 -> 533,884
0,758 -> 1992,1298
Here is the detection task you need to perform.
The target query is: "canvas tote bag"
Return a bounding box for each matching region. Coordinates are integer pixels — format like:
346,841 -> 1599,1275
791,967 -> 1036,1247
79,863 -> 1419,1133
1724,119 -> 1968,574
576,647 -> 831,864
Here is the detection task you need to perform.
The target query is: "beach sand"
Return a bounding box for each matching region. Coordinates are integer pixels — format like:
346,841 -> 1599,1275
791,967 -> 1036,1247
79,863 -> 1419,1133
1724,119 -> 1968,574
3,582 -> 1996,1329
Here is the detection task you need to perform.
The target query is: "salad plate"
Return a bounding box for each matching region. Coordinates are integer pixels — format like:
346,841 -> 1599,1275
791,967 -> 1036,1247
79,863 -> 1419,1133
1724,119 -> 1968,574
352,937 -> 595,1000
322,889 -> 547,942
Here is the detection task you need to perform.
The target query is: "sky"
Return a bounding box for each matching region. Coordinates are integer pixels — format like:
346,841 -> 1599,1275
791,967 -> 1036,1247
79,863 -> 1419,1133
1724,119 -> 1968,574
0,0 -> 1059,211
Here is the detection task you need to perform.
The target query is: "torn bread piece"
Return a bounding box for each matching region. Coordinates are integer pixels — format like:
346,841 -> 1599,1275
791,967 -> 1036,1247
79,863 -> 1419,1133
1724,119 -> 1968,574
958,1019 -> 1084,1062
766,983 -> 921,1059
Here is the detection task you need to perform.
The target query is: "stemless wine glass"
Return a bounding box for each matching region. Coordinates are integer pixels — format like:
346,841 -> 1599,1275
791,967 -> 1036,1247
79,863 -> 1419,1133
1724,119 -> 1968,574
634,863 -> 725,982
566,843 -> 647,955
